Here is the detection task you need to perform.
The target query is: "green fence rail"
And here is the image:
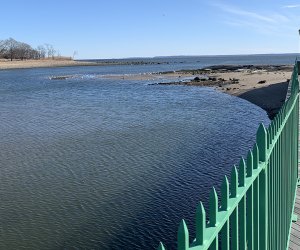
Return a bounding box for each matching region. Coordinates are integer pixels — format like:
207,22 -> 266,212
157,61 -> 299,250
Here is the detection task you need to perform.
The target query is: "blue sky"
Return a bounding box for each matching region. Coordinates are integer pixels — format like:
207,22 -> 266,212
1,0 -> 300,59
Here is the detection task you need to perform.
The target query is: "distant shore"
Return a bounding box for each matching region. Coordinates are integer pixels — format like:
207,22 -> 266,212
0,59 -> 101,70
0,59 -> 169,70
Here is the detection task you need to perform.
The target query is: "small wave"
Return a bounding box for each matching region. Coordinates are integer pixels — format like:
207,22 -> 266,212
49,74 -> 97,80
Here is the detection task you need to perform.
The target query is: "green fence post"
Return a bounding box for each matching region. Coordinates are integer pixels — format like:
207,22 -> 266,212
246,150 -> 254,250
238,158 -> 246,249
209,187 -> 218,249
231,166 -> 239,249
252,144 -> 259,250
257,123 -> 268,250
209,187 -> 218,224
221,176 -> 230,250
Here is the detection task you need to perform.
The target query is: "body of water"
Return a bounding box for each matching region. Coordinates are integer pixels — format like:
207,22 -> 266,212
0,54 -> 289,249
86,53 -> 299,73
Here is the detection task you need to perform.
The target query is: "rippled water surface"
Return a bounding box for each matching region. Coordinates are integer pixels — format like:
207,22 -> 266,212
0,61 -> 270,249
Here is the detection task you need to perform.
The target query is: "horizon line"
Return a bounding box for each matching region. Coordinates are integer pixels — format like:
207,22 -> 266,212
77,52 -> 300,61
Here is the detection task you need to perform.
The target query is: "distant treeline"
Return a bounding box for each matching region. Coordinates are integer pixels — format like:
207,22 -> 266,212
0,38 -> 61,61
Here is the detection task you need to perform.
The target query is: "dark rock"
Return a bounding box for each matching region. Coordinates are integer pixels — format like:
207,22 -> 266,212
229,78 -> 239,83
258,80 -> 266,84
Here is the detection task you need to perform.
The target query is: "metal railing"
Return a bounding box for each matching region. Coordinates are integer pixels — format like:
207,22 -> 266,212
157,61 -> 299,250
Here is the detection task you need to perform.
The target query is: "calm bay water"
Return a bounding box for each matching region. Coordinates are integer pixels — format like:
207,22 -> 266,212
0,54 -> 290,249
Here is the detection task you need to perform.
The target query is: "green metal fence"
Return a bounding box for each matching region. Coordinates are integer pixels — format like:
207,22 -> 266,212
158,61 -> 299,250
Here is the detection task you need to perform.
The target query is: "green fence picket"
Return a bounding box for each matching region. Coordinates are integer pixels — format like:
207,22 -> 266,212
196,202 -> 206,245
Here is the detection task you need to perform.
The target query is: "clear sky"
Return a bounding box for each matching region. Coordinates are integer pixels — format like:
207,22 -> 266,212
1,0 -> 300,59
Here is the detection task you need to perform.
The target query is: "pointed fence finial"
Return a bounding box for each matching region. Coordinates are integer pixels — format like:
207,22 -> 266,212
158,242 -> 166,250
239,158 -> 246,187
231,166 -> 238,198
247,150 -> 253,177
221,175 -> 229,211
196,202 -> 206,245
209,187 -> 218,227
178,219 -> 189,250
256,123 -> 267,162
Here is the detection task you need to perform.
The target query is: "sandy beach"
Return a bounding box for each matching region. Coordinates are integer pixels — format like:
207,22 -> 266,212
0,59 -> 101,69
0,59 -> 169,70
214,70 -> 291,119
167,65 -> 293,119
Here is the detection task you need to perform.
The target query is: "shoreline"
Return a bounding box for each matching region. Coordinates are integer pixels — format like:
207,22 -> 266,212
0,59 -> 170,70
155,65 -> 292,119
0,59 -> 101,70
0,60 -> 292,119
101,64 -> 293,119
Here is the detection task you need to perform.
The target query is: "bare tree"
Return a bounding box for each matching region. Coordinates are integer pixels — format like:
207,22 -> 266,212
0,40 -> 7,57
0,38 -> 61,60
5,38 -> 18,61
44,43 -> 56,59
15,42 -> 32,60
73,50 -> 78,60
57,50 -> 61,57
44,43 -> 51,58
27,49 -> 38,60
50,47 -> 56,59
37,45 -> 46,59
